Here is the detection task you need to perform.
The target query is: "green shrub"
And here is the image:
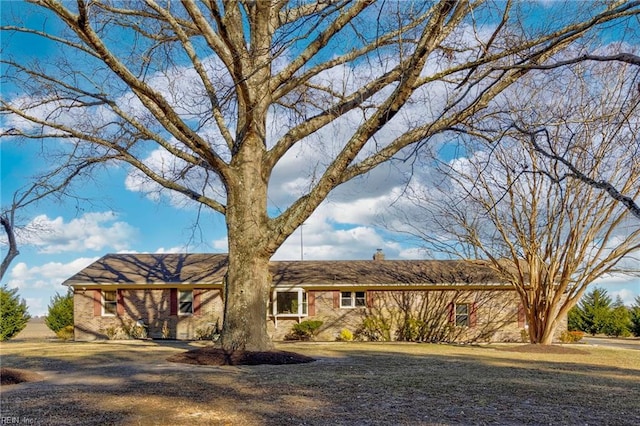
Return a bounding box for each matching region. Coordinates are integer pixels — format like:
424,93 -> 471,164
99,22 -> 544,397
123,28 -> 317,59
56,325 -> 75,341
355,316 -> 392,341
45,290 -> 74,334
337,328 -> 354,341
395,316 -> 424,342
284,320 -> 323,341
559,330 -> 584,343
631,296 -> 640,337
0,285 -> 30,341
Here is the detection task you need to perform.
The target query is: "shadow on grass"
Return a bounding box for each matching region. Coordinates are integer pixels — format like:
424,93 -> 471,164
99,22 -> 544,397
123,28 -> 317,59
1,341 -> 639,425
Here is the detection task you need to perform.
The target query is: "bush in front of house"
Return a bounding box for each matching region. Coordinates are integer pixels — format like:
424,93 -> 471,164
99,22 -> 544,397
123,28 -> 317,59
56,325 -> 75,341
559,330 -> 584,343
337,328 -> 354,341
284,320 -> 323,341
355,315 -> 392,341
0,285 -> 31,341
195,319 -> 221,340
45,290 -> 74,339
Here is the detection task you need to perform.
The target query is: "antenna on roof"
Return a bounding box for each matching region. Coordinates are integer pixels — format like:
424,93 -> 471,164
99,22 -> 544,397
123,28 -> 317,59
300,223 -> 305,261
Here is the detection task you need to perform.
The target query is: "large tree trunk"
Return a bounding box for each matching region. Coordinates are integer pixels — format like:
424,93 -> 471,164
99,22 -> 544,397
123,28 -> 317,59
220,248 -> 273,352
219,131 -> 274,352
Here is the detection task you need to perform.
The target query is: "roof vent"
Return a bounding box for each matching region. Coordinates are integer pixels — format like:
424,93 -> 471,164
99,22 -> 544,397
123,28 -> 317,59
373,249 -> 385,261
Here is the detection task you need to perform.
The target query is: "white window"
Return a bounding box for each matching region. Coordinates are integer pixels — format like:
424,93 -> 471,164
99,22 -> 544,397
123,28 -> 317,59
273,289 -> 307,316
340,291 -> 366,308
103,290 -> 117,316
179,290 -> 193,315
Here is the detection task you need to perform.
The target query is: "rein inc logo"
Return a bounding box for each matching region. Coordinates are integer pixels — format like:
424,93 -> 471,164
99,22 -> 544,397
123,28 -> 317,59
0,417 -> 35,425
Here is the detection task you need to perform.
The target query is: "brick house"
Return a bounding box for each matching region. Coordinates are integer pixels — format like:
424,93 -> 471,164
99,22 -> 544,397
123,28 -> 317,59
63,251 -> 542,342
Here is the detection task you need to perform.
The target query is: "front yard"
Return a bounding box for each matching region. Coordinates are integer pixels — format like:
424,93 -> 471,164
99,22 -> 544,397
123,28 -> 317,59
1,338 -> 639,425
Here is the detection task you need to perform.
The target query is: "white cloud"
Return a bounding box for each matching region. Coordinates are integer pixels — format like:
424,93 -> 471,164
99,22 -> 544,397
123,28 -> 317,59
24,297 -> 48,318
590,274 -> 640,306
7,257 -> 99,316
154,246 -> 185,254
20,212 -> 137,254
8,257 -> 98,290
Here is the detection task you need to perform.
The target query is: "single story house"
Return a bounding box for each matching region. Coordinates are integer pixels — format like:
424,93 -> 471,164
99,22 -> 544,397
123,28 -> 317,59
63,251 -> 553,343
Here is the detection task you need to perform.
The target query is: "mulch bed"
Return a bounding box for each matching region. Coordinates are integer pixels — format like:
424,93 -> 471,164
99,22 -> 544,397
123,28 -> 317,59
498,344 -> 589,355
1,368 -> 44,386
167,347 -> 316,366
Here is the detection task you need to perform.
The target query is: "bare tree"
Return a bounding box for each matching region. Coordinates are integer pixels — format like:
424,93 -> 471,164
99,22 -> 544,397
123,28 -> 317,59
1,155 -> 107,280
393,59 -> 640,344
2,1 -> 639,351
509,55 -> 640,220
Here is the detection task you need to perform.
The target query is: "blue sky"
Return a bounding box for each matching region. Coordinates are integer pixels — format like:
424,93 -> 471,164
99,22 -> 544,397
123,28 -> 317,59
1,1 -> 639,316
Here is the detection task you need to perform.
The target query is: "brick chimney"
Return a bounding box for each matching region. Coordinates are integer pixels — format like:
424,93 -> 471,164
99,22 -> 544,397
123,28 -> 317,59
373,248 -> 385,261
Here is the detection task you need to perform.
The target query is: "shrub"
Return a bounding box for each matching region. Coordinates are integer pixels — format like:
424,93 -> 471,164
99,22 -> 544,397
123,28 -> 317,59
161,321 -> 171,339
0,285 -> 30,341
355,316 -> 392,341
559,330 -> 584,343
395,316 -> 424,342
45,290 -> 74,334
121,320 -> 148,339
195,319 -> 221,340
56,325 -> 75,341
337,328 -> 354,341
284,320 -> 323,341
104,326 -> 120,340
631,296 -> 640,337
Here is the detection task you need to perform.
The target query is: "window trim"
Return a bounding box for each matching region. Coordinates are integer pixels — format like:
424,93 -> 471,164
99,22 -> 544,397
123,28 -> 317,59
454,302 -> 470,327
102,290 -> 117,317
178,290 -> 194,316
272,288 -> 308,318
340,291 -> 366,308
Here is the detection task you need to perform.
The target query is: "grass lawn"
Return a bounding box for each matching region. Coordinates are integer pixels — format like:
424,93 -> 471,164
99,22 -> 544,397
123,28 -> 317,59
1,336 -> 639,425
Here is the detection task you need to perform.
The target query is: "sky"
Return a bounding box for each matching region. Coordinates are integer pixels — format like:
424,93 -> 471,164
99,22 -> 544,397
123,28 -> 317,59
1,1 -> 639,317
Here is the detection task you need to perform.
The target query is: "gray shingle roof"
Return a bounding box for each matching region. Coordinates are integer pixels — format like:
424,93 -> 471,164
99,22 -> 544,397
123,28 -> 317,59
63,253 -> 510,288
63,253 -> 229,285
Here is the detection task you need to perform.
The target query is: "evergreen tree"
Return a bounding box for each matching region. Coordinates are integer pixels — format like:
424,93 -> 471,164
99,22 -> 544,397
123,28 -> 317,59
0,285 -> 30,341
630,296 -> 640,337
45,290 -> 74,334
602,296 -> 631,337
574,287 -> 612,335
567,306 -> 583,331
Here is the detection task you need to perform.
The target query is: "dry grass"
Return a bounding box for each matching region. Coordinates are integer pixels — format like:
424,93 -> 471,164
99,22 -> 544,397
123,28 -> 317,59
1,338 -> 639,425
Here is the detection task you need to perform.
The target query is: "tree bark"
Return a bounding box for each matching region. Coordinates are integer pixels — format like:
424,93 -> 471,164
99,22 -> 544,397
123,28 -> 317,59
219,131 -> 274,351
220,249 -> 273,351
0,215 -> 19,281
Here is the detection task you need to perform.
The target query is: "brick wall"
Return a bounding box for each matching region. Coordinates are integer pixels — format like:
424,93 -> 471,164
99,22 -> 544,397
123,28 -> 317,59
73,288 -> 223,340
268,289 -> 543,343
75,287 -> 566,343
